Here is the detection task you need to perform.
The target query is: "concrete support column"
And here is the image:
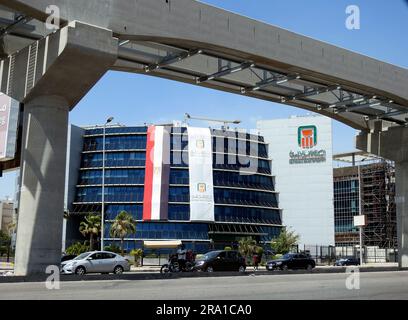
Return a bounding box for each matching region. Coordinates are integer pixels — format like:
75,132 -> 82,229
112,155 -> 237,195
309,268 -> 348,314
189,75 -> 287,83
395,162 -> 408,268
356,125 -> 408,269
14,96 -> 69,276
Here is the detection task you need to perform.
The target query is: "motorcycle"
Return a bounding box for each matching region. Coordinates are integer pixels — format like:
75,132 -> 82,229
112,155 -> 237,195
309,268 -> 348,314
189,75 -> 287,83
160,254 -> 195,274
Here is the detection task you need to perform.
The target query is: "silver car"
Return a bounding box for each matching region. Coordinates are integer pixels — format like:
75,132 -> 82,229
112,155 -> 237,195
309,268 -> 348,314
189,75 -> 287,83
61,251 -> 130,275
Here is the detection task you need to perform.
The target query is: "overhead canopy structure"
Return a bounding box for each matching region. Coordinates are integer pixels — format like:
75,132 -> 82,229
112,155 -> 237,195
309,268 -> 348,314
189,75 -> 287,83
143,240 -> 182,249
0,0 -> 407,132
333,151 -> 384,165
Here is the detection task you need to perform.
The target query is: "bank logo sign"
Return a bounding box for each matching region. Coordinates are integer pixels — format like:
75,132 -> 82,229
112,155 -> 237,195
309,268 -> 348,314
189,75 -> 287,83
196,139 -> 205,149
289,125 -> 327,165
298,126 -> 317,149
197,183 -> 207,193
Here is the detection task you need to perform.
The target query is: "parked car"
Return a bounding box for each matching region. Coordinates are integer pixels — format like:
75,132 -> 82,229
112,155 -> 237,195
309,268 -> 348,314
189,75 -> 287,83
61,254 -> 77,263
61,251 -> 130,275
266,253 -> 315,271
335,257 -> 360,266
194,250 -> 246,272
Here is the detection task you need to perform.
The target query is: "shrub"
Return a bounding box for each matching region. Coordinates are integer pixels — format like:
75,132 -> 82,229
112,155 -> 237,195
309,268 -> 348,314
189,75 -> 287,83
271,254 -> 283,260
130,249 -> 143,267
65,242 -> 90,256
104,244 -> 122,254
254,246 -> 264,256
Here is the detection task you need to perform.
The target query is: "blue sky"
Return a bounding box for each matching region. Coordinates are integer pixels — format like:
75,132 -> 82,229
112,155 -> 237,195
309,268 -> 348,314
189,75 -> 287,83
0,0 -> 407,200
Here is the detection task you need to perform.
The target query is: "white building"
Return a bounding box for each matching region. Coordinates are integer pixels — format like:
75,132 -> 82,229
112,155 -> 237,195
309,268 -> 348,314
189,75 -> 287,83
0,198 -> 14,234
258,115 -> 335,246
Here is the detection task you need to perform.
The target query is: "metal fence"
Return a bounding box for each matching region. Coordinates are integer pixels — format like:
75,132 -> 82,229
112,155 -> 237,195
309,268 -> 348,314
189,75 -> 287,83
141,255 -> 170,266
291,244 -> 398,265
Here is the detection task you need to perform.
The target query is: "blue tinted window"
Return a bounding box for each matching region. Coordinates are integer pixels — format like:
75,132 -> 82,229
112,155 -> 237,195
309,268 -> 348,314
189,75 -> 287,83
85,127 -> 148,135
213,171 -> 274,190
104,222 -> 208,240
75,186 -> 144,202
169,169 -> 189,184
214,189 -> 278,207
83,135 -> 147,151
168,204 -> 190,221
78,169 -> 145,185
81,152 -> 146,168
215,206 -> 281,224
169,187 -> 190,202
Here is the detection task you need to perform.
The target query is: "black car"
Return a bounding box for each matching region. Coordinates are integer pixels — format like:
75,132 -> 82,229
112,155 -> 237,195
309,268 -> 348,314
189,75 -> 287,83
266,253 -> 315,271
335,258 -> 360,266
194,250 -> 246,272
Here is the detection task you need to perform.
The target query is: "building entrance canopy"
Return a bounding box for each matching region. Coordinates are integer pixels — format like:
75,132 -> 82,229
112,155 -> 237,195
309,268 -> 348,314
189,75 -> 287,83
143,240 -> 182,249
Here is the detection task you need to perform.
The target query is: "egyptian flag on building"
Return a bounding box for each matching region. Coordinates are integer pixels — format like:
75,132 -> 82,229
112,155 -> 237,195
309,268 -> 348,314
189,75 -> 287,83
143,125 -> 170,221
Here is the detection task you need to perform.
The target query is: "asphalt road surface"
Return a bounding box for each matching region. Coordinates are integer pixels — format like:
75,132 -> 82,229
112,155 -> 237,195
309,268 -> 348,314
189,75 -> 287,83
0,271 -> 407,300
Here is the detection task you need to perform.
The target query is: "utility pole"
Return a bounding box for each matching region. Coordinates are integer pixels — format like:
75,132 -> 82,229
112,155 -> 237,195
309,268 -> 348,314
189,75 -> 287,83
101,116 -> 114,250
184,113 -> 241,130
357,165 -> 364,266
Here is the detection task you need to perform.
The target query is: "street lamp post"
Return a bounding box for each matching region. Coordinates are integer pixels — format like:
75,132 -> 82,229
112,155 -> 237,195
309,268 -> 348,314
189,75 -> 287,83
357,165 -> 365,266
101,117 -> 114,250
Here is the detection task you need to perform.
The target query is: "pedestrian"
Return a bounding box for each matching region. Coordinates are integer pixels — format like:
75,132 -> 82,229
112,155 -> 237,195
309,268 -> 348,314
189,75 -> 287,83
253,253 -> 260,271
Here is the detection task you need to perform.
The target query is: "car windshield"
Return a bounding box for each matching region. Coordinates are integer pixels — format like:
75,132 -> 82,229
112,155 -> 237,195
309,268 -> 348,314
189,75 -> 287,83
202,251 -> 221,260
73,252 -> 92,260
282,254 -> 295,260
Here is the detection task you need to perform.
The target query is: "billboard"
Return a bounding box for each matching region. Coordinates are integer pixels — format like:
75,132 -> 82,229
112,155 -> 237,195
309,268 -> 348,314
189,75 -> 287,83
0,93 -> 19,162
258,115 -> 335,246
187,127 -> 215,222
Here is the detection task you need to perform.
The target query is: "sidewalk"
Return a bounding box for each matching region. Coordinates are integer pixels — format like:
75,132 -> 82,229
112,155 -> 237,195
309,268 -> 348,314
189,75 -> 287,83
0,262 -> 399,278
131,262 -> 399,273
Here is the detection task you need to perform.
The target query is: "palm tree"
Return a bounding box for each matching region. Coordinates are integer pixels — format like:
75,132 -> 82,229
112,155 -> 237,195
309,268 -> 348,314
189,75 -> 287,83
238,237 -> 257,263
271,228 -> 300,255
79,214 -> 101,251
109,211 -> 136,256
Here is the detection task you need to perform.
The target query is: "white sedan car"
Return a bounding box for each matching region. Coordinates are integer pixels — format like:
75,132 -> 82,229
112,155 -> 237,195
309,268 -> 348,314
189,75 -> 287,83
61,251 -> 130,275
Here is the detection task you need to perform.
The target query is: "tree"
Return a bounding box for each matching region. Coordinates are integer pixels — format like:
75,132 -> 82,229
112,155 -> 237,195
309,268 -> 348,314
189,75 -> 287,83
271,228 -> 300,255
238,237 -> 257,263
6,222 -> 16,235
0,230 -> 10,243
0,230 -> 11,258
79,214 -> 101,251
109,211 -> 136,256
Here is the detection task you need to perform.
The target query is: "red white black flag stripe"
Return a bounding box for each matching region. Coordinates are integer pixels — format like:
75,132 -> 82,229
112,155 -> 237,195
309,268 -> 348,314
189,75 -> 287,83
143,125 -> 170,221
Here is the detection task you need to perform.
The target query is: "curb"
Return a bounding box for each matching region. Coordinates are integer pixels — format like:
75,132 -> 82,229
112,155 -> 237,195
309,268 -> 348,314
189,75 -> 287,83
0,266 -> 405,284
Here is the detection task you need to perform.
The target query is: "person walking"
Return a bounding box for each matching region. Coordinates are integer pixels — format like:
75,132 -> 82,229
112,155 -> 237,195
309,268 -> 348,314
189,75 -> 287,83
253,252 -> 260,271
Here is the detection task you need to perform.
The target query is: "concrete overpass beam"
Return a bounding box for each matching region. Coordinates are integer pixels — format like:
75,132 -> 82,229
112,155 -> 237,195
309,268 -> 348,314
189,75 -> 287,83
12,21 -> 118,276
356,126 -> 408,268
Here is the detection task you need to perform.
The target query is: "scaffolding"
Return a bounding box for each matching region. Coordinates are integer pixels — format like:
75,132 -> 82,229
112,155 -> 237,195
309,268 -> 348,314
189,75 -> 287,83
333,152 -> 397,248
360,161 -> 397,248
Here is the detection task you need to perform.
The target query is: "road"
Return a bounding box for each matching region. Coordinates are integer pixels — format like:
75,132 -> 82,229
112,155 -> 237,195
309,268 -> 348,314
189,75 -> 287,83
0,271 -> 407,300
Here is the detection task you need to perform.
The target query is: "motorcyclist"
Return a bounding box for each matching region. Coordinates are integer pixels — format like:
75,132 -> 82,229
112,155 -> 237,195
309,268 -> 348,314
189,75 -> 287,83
177,244 -> 187,270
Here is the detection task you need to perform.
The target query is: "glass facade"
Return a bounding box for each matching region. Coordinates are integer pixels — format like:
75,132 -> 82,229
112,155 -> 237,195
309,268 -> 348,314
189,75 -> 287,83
71,125 -> 282,252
